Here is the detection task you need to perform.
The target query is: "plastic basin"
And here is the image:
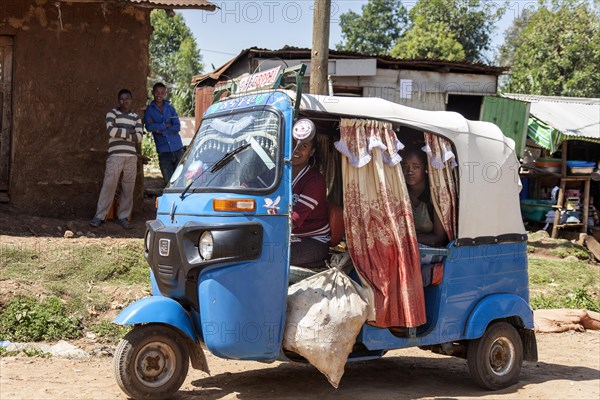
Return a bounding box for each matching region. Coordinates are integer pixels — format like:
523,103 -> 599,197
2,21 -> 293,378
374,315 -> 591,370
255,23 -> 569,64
520,199 -> 554,222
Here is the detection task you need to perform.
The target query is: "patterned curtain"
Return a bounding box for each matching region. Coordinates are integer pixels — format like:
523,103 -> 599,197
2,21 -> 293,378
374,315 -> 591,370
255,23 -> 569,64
335,119 -> 426,328
317,133 -> 343,206
423,133 -> 458,241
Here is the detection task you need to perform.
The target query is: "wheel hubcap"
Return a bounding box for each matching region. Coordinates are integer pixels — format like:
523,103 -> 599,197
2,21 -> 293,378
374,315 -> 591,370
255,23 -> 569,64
488,336 -> 515,376
134,341 -> 176,388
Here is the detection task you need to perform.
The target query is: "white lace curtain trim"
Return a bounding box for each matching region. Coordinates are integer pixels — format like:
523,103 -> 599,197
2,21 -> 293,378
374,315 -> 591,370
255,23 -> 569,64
335,119 -> 404,168
421,141 -> 457,170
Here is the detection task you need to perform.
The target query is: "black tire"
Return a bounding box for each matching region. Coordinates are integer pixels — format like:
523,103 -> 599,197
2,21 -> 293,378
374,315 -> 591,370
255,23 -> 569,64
113,324 -> 189,400
467,321 -> 523,390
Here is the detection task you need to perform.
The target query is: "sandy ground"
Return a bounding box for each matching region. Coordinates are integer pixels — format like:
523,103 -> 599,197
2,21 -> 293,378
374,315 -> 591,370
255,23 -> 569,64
1,331 -> 599,400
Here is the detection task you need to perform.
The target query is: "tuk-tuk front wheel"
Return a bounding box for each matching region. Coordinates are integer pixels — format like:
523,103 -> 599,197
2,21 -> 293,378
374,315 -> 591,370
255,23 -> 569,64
467,321 -> 523,390
114,324 -> 189,400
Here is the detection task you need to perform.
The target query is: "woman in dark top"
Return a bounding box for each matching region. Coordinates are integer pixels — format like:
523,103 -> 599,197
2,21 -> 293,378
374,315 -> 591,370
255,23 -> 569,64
401,148 -> 448,247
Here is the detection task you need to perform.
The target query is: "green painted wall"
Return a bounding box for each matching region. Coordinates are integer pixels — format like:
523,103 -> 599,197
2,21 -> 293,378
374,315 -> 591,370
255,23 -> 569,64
481,96 -> 530,157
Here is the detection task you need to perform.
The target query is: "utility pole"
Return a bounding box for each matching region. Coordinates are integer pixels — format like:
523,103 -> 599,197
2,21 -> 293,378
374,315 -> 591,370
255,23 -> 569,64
310,0 -> 331,95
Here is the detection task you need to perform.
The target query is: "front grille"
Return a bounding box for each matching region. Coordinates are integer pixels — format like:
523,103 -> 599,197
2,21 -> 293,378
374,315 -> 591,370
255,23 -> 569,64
158,264 -> 175,279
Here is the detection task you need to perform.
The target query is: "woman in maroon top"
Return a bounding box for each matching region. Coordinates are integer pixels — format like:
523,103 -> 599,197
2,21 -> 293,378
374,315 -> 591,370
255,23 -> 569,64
290,134 -> 330,268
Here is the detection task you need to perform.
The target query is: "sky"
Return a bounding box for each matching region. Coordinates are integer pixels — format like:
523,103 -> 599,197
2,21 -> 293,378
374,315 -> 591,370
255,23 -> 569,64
180,1 -> 523,73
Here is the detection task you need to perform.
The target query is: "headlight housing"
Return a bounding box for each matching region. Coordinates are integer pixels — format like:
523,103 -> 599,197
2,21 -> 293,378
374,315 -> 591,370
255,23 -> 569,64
199,231 -> 214,260
144,229 -> 151,252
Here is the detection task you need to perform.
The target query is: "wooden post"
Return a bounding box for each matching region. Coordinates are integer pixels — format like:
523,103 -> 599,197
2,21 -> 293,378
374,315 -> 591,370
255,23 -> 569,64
583,178 -> 590,233
551,179 -> 566,238
551,141 -> 569,238
310,0 -> 331,95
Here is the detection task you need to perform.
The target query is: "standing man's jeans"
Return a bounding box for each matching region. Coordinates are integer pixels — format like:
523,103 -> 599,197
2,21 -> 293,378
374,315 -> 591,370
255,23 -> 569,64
158,148 -> 185,185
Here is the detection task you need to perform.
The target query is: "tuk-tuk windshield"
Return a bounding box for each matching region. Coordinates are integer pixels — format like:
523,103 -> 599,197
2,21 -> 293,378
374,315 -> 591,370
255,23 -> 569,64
168,110 -> 281,192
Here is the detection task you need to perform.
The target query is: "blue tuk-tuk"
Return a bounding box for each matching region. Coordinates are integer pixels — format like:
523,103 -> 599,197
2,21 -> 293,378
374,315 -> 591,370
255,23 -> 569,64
113,65 -> 537,399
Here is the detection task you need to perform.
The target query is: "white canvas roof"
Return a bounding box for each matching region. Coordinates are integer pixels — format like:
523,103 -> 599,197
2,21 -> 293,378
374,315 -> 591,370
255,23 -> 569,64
299,94 -> 526,241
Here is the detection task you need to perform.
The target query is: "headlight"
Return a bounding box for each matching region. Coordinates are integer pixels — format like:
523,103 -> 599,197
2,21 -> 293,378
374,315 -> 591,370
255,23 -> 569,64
144,230 -> 151,252
199,231 -> 214,260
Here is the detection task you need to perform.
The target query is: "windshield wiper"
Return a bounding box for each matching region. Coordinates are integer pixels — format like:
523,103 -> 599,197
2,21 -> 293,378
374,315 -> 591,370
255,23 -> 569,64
180,142 -> 252,199
210,142 -> 251,174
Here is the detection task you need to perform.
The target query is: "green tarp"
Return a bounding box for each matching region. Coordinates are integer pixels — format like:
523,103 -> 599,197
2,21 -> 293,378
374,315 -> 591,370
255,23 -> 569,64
528,115 -> 600,153
527,116 -> 560,153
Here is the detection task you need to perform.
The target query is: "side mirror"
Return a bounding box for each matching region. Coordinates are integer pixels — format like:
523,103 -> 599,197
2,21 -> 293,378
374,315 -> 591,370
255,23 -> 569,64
292,119 -> 316,144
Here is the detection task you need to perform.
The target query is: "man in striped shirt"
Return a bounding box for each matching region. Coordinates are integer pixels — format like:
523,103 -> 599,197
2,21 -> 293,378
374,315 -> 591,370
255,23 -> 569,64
90,89 -> 143,229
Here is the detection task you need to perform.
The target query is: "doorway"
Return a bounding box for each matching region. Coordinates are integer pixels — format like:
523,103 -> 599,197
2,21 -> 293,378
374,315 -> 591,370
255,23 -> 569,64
0,36 -> 13,201
446,94 -> 483,121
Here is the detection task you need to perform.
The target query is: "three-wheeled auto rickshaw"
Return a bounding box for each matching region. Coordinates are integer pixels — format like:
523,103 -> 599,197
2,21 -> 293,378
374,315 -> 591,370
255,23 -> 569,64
113,65 -> 537,399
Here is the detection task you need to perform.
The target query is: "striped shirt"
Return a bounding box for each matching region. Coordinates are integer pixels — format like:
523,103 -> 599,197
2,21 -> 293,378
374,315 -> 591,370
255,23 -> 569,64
106,109 -> 143,156
292,165 -> 330,243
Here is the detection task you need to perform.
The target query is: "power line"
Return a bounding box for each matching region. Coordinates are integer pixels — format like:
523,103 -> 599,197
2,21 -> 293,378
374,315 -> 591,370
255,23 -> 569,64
199,48 -> 237,56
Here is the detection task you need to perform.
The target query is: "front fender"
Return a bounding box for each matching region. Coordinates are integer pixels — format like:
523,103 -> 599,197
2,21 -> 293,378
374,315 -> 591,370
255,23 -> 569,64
114,297 -> 198,342
464,294 -> 534,339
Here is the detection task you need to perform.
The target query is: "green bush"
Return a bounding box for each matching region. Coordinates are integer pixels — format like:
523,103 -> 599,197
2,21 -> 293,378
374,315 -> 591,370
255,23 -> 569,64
141,134 -> 157,159
550,244 -> 591,260
22,348 -> 52,358
89,320 -> 131,344
567,288 -> 600,311
530,289 -> 600,312
0,296 -> 82,342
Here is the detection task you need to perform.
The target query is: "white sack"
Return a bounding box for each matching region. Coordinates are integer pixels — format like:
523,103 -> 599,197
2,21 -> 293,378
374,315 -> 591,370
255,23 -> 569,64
283,268 -> 369,388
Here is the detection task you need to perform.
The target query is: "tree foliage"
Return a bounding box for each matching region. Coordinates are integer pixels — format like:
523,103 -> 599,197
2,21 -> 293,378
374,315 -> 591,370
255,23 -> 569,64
149,10 -> 204,116
499,0 -> 600,97
336,0 -> 408,55
392,0 -> 503,62
338,0 -> 502,62
390,19 -> 466,61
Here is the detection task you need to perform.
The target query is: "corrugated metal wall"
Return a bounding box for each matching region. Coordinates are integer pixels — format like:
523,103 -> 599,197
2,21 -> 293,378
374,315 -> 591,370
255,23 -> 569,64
481,96 -> 530,156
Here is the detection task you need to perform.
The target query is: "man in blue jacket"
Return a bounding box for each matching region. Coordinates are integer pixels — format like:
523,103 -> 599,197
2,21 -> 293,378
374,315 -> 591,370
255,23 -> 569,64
144,82 -> 184,185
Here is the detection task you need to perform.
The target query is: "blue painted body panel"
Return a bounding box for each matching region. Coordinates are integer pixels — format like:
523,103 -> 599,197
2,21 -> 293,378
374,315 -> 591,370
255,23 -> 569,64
113,296 -> 197,341
463,293 -> 534,339
358,241 -> 532,351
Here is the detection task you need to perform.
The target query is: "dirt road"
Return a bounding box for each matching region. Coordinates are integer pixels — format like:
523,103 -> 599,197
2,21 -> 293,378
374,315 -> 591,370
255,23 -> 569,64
1,331 -> 599,400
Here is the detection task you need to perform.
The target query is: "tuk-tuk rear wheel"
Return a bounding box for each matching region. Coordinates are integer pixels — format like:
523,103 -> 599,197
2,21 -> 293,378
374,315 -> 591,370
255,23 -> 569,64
467,321 -> 523,390
114,324 -> 189,400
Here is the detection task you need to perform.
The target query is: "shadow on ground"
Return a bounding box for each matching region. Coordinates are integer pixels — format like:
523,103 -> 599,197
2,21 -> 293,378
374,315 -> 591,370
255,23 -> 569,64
178,355 -> 599,400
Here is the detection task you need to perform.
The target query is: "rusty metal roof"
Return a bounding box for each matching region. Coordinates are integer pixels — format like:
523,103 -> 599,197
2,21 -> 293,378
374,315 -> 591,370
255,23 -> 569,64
59,0 -> 216,10
192,46 -> 508,84
118,0 -> 216,10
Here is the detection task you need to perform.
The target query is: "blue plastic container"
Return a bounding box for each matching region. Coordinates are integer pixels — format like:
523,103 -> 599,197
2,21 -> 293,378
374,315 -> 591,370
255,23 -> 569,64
520,199 -> 554,221
567,160 -> 595,168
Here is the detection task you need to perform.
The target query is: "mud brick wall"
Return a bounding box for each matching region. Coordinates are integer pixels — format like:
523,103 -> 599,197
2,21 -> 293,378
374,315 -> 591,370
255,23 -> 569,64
0,0 -> 151,217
